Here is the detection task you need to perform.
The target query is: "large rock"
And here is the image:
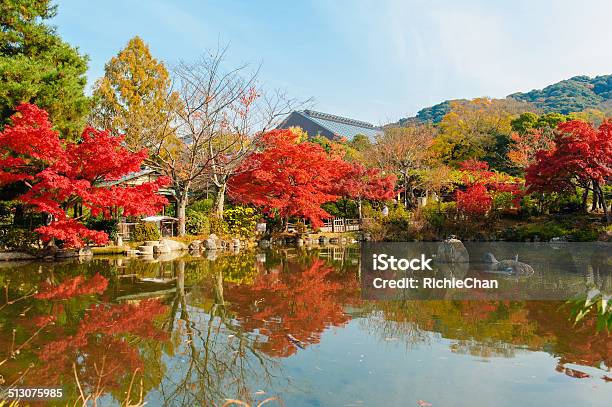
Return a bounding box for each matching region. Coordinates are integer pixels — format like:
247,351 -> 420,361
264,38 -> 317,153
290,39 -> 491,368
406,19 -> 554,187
188,240 -> 202,251
159,238 -> 188,251
436,237 -> 469,278
138,245 -> 155,255
205,234 -> 218,250
79,247 -> 93,257
55,247 -> 93,258
153,244 -> 171,254
0,251 -> 37,261
436,237 -> 469,263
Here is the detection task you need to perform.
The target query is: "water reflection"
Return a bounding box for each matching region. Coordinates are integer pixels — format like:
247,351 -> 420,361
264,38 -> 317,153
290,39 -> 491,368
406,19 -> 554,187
0,247 -> 610,406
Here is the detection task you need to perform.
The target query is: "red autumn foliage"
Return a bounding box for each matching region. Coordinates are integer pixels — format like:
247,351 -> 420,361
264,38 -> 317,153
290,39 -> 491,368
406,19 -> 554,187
33,299 -> 168,388
525,120 -> 612,195
333,162 -> 397,202
229,130 -> 396,226
225,258 -> 360,357
455,184 -> 492,215
509,129 -> 556,168
526,301 -> 612,380
229,130 -> 349,226
455,159 -> 523,215
0,103 -> 169,247
35,273 -> 108,300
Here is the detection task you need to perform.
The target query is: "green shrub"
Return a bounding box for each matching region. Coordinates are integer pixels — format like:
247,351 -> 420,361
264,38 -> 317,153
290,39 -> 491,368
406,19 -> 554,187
208,216 -> 228,235
519,222 -> 569,241
186,210 -> 210,236
295,220 -> 307,234
492,191 -> 514,213
362,205 -> 417,241
322,198 -> 358,219
0,227 -> 40,252
188,199 -> 214,213
572,227 -> 600,242
225,206 -> 258,238
132,222 -> 160,241
85,216 -> 118,240
518,195 -> 540,218
420,203 -> 445,230
0,200 -> 19,224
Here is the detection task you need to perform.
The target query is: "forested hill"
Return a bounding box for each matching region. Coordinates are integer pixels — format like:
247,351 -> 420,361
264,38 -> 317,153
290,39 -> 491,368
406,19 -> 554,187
399,74 -> 612,124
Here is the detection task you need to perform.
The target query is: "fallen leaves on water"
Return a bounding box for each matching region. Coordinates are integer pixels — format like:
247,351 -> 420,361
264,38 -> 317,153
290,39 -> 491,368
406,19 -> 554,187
222,396 -> 281,407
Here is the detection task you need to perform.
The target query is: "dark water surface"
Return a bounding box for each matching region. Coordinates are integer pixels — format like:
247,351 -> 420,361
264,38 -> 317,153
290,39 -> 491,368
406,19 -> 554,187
0,247 -> 610,406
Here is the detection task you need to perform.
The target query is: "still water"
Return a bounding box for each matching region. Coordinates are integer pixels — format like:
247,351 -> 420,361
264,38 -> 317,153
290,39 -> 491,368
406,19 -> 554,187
0,247 -> 610,406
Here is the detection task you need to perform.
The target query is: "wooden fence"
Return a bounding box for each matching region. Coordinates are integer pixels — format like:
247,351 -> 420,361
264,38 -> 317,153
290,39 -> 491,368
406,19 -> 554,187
317,218 -> 360,233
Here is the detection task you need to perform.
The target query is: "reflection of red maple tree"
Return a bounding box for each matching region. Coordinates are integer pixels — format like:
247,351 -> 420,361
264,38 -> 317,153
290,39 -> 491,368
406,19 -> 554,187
226,258 -> 360,357
20,272 -> 170,393
35,273 -> 108,300
32,299 -> 168,389
526,301 -> 612,379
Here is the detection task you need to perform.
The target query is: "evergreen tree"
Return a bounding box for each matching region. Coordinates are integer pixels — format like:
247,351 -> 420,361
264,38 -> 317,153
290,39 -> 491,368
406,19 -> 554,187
0,0 -> 89,139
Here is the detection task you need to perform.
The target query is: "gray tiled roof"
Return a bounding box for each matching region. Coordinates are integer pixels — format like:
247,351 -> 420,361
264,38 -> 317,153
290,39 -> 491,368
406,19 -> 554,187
298,110 -> 382,141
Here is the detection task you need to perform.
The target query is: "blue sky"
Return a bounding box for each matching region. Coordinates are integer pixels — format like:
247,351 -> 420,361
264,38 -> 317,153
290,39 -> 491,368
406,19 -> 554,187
52,0 -> 612,124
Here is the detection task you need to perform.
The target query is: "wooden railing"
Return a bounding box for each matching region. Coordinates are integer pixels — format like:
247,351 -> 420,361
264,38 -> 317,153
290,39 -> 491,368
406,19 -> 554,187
318,218 -> 360,233
117,222 -> 138,240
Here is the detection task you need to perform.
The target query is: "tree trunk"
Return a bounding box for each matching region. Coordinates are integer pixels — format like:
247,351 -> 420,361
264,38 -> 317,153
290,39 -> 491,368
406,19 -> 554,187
596,182 -> 610,223
214,182 -> 226,219
403,173 -> 409,208
177,194 -> 188,236
358,197 -> 363,219
584,185 -> 592,212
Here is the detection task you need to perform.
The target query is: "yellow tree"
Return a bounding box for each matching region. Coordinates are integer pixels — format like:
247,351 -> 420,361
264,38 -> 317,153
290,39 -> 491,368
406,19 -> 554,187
368,124 -> 436,207
91,36 -> 180,152
432,97 -> 534,169
421,165 -> 459,213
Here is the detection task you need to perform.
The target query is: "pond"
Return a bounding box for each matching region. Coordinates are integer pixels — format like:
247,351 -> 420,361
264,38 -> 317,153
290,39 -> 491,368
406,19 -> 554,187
0,247 -> 610,406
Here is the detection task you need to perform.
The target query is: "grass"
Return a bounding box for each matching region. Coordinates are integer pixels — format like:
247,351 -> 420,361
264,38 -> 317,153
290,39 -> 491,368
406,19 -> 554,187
91,245 -> 129,255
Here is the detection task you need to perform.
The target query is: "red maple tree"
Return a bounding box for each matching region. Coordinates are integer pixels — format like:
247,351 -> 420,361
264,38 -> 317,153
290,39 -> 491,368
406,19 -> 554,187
508,129 -> 556,169
456,184 -> 492,215
333,163 -> 396,218
0,103 -> 169,247
229,129 -> 351,227
229,130 -> 396,227
455,159 -> 523,216
526,120 -> 612,221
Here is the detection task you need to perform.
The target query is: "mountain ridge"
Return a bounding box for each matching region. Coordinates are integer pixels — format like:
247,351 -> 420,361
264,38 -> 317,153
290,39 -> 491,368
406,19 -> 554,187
397,74 -> 612,125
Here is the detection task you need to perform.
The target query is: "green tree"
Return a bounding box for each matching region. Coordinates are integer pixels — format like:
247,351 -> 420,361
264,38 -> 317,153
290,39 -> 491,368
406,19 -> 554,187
0,0 -> 89,139
350,134 -> 372,151
511,112 -> 568,135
